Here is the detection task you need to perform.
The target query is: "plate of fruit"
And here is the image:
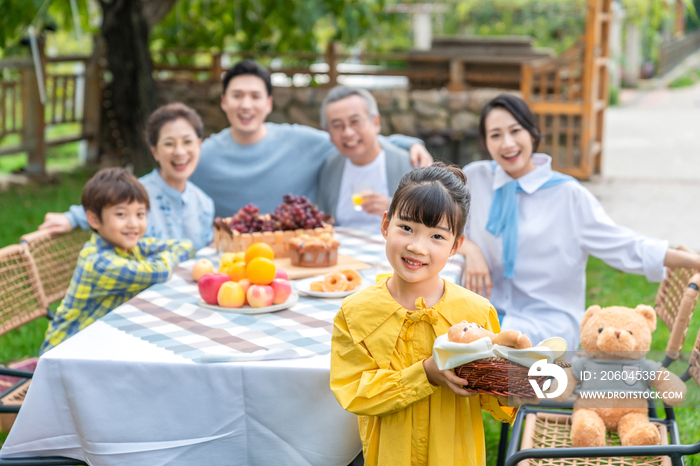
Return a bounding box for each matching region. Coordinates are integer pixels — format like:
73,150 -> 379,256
295,270 -> 368,298
192,243 -> 297,314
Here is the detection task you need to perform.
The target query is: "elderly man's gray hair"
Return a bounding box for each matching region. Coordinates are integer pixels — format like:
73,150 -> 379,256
320,86 -> 379,129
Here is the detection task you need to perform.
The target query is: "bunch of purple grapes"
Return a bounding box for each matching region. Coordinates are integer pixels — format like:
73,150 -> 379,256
270,194 -> 324,231
228,196 -> 324,233
229,203 -> 266,233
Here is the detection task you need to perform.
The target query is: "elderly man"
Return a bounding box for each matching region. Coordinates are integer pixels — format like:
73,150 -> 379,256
188,60 -> 430,216
39,60 -> 431,234
316,86 -> 413,232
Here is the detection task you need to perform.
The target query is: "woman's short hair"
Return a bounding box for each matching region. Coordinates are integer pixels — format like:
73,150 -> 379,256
145,102 -> 204,147
387,162 -> 470,243
82,167 -> 150,220
478,94 -> 541,153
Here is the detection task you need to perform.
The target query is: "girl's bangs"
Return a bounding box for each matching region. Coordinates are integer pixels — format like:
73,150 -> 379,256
393,182 -> 459,235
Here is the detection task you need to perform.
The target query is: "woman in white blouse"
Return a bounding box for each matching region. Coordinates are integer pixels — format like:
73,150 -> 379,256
461,94 -> 700,350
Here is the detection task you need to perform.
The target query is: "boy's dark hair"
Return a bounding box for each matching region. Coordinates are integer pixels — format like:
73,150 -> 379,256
221,59 -> 273,97
82,168 -> 150,221
387,162 -> 470,243
478,94 -> 541,153
145,102 -> 204,147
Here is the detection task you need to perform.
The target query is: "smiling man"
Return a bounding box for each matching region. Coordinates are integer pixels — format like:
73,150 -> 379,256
315,86 -> 413,232
189,60 -> 431,217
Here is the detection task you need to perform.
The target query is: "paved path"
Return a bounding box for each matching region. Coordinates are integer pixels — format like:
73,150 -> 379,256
583,82 -> 700,250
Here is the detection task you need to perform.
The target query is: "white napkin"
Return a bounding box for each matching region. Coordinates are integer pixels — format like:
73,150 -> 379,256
432,334 -> 560,371
200,348 -> 302,363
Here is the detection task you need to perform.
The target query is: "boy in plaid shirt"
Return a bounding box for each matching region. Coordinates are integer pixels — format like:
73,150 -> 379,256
41,168 -> 195,353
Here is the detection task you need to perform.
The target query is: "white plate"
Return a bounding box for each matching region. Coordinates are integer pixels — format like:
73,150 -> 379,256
295,275 -> 369,298
197,292 -> 299,315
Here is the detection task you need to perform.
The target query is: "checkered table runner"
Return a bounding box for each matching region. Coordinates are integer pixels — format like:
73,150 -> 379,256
101,228 -> 465,363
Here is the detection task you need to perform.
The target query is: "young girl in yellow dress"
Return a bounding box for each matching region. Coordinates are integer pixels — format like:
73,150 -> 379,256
330,162 -> 516,466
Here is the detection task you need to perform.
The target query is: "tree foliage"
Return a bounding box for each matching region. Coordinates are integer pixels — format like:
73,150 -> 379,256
0,0 -> 98,54
150,0 -> 387,53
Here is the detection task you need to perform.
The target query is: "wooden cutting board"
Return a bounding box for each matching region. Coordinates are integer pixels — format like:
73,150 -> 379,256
273,254 -> 372,280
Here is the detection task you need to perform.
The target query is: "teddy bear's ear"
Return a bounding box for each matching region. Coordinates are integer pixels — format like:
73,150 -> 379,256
635,304 -> 657,332
581,305 -> 601,330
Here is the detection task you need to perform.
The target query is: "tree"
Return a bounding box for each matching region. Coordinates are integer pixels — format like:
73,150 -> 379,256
97,0 -> 177,175
0,0 -> 385,174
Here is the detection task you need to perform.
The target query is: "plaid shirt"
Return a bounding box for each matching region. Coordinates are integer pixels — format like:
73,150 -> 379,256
41,233 -> 194,354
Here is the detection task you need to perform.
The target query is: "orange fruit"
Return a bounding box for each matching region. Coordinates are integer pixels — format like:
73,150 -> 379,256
246,257 -> 276,285
219,252 -> 238,271
222,261 -> 247,282
245,242 -> 274,264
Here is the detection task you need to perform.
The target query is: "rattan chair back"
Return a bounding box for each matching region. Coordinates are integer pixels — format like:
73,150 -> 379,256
0,244 -> 48,336
685,280 -> 700,385
654,247 -> 700,360
20,229 -> 91,305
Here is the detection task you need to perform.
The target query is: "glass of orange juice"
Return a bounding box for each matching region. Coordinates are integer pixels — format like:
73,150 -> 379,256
351,181 -> 371,211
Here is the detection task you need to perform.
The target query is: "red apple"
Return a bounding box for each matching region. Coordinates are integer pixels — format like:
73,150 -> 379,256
198,272 -> 231,305
247,285 -> 274,308
274,269 -> 289,281
238,279 -> 252,305
270,278 -> 292,304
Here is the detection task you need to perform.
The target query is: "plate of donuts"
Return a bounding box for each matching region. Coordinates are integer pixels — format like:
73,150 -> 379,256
295,270 -> 369,298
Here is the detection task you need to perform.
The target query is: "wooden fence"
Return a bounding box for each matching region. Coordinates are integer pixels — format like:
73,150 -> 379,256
150,40 -> 546,91
521,0 -> 610,179
658,29 -> 700,76
0,43 -> 101,176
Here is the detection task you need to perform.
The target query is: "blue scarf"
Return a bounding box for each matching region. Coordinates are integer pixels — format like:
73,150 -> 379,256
485,161 -> 576,279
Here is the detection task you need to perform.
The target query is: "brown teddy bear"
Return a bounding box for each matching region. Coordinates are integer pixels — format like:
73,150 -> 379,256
555,304 -> 686,447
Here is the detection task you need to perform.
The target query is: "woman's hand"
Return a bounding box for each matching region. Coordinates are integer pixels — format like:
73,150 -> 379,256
39,213 -> 73,234
460,239 -> 493,298
422,357 -> 479,397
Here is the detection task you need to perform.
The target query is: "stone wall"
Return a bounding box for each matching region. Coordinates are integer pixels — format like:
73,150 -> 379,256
156,81 -> 520,166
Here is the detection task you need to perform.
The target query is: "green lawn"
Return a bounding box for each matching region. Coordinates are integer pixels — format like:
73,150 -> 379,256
0,169 -> 699,464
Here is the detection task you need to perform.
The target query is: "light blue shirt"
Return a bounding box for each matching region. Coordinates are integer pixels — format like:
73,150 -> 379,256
190,123 -> 421,217
463,154 -> 668,350
65,170 -> 215,251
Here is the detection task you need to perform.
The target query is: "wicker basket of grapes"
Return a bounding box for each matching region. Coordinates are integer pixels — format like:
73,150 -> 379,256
214,195 -> 334,258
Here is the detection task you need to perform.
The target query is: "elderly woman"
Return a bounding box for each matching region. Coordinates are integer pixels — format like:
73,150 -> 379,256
39,103 -> 215,251
460,94 -> 700,350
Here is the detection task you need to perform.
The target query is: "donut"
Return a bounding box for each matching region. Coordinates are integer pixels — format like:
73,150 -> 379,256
323,273 -> 348,292
310,281 -> 324,292
341,269 -> 362,290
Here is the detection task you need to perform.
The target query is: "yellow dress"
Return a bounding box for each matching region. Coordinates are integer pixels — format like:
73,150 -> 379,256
330,278 -> 516,466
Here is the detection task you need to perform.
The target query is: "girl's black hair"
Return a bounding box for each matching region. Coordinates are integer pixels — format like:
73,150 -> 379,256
387,162 -> 470,243
478,94 -> 541,153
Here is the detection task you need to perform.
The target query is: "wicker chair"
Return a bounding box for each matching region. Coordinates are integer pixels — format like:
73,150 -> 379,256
654,247 -> 700,365
0,244 -> 48,423
0,244 -> 89,465
501,270 -> 700,466
20,229 -> 91,306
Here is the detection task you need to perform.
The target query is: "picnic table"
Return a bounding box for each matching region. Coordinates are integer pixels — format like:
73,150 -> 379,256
0,228 -> 465,466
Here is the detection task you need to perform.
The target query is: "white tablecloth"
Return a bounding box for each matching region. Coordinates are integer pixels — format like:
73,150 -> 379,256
0,229 -> 465,466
